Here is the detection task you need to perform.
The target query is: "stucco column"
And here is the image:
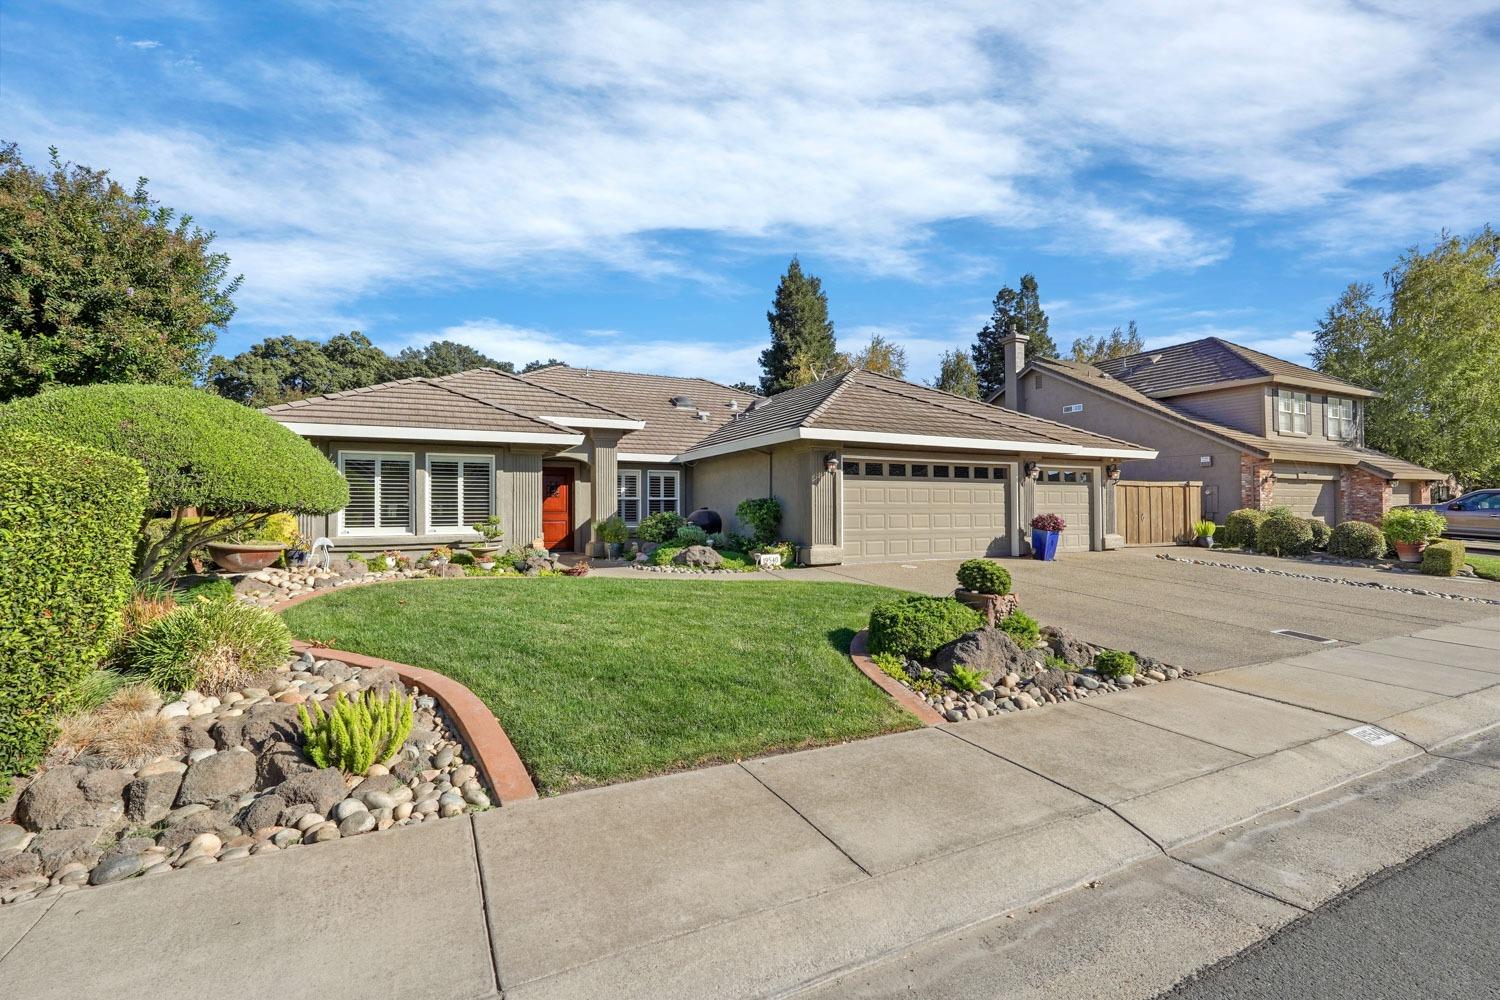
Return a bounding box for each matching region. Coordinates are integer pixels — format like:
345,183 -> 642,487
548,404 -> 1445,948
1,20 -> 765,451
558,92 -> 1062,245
587,430 -> 623,557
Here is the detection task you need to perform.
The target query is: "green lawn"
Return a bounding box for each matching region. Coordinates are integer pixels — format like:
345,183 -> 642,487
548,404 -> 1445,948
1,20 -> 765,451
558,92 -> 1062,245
1467,553 -> 1500,582
281,577 -> 919,792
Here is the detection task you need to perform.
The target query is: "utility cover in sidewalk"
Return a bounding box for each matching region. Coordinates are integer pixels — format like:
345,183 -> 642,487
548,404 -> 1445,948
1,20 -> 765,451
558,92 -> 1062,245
1346,725 -> 1400,747
1273,629 -> 1338,644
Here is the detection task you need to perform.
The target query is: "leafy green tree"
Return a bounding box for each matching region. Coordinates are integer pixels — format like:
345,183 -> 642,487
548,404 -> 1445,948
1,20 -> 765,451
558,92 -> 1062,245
972,273 -> 1056,398
522,358 -> 565,373
759,257 -> 838,394
206,331 -> 391,406
390,340 -> 509,378
727,381 -> 760,395
1313,228 -> 1500,488
933,348 -> 979,398
1070,320 -> 1144,363
849,332 -> 907,378
0,143 -> 241,401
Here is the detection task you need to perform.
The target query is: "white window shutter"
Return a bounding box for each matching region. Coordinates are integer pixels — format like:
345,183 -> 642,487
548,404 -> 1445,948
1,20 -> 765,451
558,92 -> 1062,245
343,458 -> 377,529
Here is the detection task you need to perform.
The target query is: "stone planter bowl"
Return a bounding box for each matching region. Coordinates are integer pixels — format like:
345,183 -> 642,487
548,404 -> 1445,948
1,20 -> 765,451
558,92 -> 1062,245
1393,540 -> 1427,563
205,541 -> 289,573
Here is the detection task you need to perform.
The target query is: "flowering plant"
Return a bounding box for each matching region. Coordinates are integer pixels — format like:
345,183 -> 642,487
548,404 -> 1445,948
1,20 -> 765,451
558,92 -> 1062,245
1030,513 -> 1066,532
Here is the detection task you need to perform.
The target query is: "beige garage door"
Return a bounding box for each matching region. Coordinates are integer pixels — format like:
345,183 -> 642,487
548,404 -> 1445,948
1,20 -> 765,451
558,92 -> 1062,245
1389,482 -> 1413,507
843,459 -> 1009,562
1273,466 -> 1338,523
1035,469 -> 1093,551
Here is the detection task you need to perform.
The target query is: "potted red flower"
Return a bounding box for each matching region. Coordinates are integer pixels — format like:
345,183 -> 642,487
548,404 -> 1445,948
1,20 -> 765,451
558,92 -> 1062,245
1030,513 -> 1066,561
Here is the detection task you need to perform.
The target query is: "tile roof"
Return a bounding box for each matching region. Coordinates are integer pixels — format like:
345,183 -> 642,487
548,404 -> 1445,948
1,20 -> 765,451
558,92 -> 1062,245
431,368 -> 638,422
521,365 -> 761,454
1094,337 -> 1374,397
263,378 -> 572,435
684,369 -> 1153,457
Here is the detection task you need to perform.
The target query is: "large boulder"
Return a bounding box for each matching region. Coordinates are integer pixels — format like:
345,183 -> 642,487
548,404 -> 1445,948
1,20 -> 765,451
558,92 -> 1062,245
238,703 -> 303,750
79,769 -> 134,805
15,767 -> 86,830
277,767 -> 348,816
176,749 -> 257,806
125,769 -> 185,825
1041,626 -> 1095,670
328,557 -> 367,579
1030,668 -> 1074,697
930,629 -> 1034,685
27,827 -> 106,874
237,793 -> 287,834
673,545 -> 723,569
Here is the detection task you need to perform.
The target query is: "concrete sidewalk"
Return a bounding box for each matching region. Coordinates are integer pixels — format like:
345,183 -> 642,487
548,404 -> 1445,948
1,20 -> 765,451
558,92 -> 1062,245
3,618 -> 1498,1000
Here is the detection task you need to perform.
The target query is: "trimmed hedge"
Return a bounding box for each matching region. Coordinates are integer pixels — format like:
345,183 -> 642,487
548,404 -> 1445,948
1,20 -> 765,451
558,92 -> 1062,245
956,559 -> 1012,595
1220,508 -> 1267,548
1305,518 -> 1331,550
1328,520 -> 1385,559
637,511 -> 685,543
1093,650 -> 1137,679
1420,540 -> 1466,577
1,430 -> 148,793
1256,513 -> 1315,556
867,595 -> 984,660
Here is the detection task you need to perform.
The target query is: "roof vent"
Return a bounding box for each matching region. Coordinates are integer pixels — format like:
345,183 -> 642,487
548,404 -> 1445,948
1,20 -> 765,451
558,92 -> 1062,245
1148,354 -> 1164,364
695,410 -> 710,421
670,395 -> 695,410
729,399 -> 740,411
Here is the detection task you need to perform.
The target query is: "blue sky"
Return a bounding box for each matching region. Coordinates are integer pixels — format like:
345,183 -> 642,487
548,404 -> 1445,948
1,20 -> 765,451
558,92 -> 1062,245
4,1 -> 1498,385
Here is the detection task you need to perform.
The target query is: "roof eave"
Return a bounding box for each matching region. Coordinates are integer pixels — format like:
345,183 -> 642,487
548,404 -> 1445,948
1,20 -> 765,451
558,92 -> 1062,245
274,420 -> 584,447
679,426 -> 1157,463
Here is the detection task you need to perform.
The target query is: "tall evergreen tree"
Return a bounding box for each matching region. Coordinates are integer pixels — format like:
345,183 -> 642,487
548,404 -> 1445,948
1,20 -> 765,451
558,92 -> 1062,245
933,348 -> 979,398
759,257 -> 838,394
1070,320 -> 1144,363
972,273 -> 1056,398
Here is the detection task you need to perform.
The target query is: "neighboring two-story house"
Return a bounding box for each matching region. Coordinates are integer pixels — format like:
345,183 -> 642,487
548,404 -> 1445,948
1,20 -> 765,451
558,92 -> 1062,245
987,335 -> 1444,525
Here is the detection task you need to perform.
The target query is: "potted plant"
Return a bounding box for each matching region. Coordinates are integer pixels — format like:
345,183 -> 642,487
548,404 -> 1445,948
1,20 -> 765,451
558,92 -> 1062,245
953,558 -> 1015,626
427,544 -> 454,567
378,549 -> 402,570
1029,513 -> 1065,561
1192,520 -> 1217,548
204,540 -> 289,573
1382,507 -> 1446,563
469,516 -> 505,557
597,514 -> 629,559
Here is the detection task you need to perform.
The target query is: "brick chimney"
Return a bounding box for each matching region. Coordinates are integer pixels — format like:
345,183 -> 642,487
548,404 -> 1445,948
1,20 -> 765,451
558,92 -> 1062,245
1001,323 -> 1029,410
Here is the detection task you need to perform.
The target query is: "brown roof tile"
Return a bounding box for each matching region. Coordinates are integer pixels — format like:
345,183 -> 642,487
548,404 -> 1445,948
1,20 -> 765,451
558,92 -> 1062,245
263,377 -> 574,436
1094,337 -> 1373,397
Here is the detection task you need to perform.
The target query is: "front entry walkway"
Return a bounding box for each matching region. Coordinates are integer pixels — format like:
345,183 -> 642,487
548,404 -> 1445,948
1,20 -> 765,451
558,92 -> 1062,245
3,619 -> 1498,1000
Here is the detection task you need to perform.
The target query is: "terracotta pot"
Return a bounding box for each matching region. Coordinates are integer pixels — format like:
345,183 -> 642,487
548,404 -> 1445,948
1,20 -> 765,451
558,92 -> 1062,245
1393,540 -> 1427,563
204,542 -> 288,573
955,589 -> 1019,627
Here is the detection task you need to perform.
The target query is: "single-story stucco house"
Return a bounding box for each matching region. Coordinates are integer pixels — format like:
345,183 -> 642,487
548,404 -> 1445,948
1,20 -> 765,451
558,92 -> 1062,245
265,365 -> 1156,563
987,334 -> 1445,525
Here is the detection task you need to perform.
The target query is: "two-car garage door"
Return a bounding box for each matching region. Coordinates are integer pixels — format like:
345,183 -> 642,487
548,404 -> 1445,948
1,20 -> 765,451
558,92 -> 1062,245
842,459 -> 1010,562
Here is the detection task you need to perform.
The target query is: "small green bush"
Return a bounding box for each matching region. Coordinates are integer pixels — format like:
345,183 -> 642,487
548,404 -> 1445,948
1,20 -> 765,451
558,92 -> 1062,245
299,689 -> 415,775
998,609 -> 1040,649
674,524 -> 710,547
1044,653 -> 1076,672
597,514 -> 629,545
1192,520 -> 1217,539
867,595 -> 984,660
177,578 -> 235,604
637,511 -> 686,542
1256,513 -> 1315,556
646,545 -> 683,566
1328,520 -> 1386,559
1420,540 -> 1466,577
1093,650 -> 1137,679
948,665 -> 985,693
1305,518 -> 1331,550
127,599 -> 291,695
870,652 -> 909,683
956,559 -> 1012,595
1220,509 -> 1268,548
1,431 -> 148,794
736,497 -> 783,545
450,550 -> 476,566
1382,507 -> 1446,545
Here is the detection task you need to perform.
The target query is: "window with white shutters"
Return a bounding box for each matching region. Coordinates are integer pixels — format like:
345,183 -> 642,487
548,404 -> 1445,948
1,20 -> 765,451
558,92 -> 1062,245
646,470 -> 680,516
1276,390 -> 1309,435
339,453 -> 413,534
426,455 -> 494,532
1325,397 -> 1356,439
617,470 -> 642,525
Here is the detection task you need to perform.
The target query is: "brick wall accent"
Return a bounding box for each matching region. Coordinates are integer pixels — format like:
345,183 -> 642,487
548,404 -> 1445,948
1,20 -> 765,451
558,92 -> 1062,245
1410,481 -> 1432,505
1341,466 -> 1390,523
1239,455 -> 1275,509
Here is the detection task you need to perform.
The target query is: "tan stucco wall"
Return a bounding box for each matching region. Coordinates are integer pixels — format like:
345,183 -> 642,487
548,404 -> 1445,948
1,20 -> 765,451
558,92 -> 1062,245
1170,385 -> 1266,435
690,449 -> 774,537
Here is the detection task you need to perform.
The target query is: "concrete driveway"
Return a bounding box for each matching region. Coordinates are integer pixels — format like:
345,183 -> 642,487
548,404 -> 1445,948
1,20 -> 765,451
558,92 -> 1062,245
794,547 -> 1500,672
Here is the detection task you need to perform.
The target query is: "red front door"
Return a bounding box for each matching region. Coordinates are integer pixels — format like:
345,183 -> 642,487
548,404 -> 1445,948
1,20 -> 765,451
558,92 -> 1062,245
542,467 -> 574,551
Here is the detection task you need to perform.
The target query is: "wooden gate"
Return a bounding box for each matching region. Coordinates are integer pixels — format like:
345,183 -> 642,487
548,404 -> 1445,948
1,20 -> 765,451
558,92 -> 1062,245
1117,481 -> 1202,545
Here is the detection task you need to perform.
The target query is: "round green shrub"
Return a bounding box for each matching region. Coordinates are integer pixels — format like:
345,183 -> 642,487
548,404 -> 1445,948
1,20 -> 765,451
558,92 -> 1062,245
674,524 -> 710,547
596,514 -> 629,545
1381,507 -> 1446,544
1220,508 -> 1267,548
1305,518 -> 1331,550
867,595 -> 984,660
127,599 -> 292,695
450,550 -> 476,566
956,559 -> 1012,595
1093,650 -> 1137,679
0,431 -> 148,794
637,511 -> 685,542
1327,520 -> 1386,559
735,496 -> 783,545
1420,540 -> 1466,577
1256,514 -> 1315,556
998,609 -> 1041,649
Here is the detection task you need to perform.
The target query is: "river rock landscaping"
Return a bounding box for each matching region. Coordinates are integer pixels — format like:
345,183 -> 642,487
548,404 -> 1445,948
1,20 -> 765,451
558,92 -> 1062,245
1157,552 -> 1500,605
0,650 -> 489,906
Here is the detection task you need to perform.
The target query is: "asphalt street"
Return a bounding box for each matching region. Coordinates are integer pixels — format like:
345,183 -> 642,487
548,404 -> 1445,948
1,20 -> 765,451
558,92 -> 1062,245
1160,815 -> 1500,1000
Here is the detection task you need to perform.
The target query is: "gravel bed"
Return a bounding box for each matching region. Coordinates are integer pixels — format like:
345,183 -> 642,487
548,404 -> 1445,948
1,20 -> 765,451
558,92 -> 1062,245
1157,552 -> 1500,605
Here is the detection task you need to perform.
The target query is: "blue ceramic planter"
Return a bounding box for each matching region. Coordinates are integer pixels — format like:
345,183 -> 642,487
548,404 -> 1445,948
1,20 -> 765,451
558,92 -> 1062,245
1031,528 -> 1061,560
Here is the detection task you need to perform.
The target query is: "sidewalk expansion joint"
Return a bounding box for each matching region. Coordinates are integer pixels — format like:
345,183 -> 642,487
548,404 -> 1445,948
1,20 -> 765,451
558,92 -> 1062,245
0,894 -> 60,968
467,814 -> 507,998
737,762 -> 874,878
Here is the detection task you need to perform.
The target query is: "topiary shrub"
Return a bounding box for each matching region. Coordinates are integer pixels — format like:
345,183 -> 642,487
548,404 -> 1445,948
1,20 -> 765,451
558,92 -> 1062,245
956,559 -> 1012,595
1256,513 -> 1315,556
0,430 -> 148,794
0,384 -> 348,583
1093,650 -> 1137,679
735,496 -> 783,545
1328,520 -> 1386,559
637,510 -> 685,542
1220,509 -> 1268,548
1305,518 -> 1331,550
998,608 -> 1041,648
1420,540 -> 1466,577
127,599 -> 291,696
674,524 -> 710,547
299,689 -> 414,775
867,595 -> 984,660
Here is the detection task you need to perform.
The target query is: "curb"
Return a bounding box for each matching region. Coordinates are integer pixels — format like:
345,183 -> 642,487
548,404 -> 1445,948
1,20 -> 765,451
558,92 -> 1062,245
289,639 -> 539,806
850,629 -> 946,726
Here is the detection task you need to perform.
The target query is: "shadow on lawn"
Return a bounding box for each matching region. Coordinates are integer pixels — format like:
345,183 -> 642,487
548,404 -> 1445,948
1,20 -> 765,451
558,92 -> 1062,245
826,626 -> 856,653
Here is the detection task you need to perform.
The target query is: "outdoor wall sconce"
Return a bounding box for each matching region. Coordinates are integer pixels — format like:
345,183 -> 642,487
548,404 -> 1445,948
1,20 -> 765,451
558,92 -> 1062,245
825,453 -> 840,473
1106,464 -> 1121,482
1024,461 -> 1040,480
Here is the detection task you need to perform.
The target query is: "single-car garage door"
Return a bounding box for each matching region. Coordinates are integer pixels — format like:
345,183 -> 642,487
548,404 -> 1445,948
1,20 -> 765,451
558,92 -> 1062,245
1389,482 -> 1414,507
842,459 -> 1010,561
1035,469 -> 1093,551
1272,466 -> 1338,523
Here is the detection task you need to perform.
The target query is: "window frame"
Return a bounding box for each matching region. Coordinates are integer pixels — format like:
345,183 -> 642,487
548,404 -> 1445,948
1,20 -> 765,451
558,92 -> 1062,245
336,450 -> 415,537
1276,390 -> 1310,435
645,468 -> 682,516
424,453 -> 496,535
1325,396 -> 1356,440
617,469 -> 643,526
